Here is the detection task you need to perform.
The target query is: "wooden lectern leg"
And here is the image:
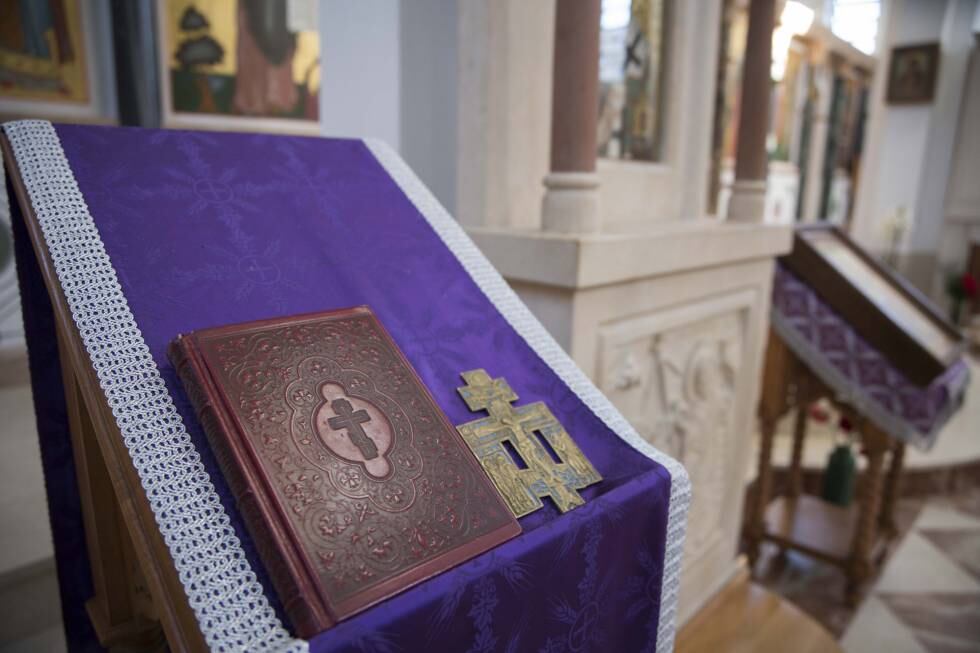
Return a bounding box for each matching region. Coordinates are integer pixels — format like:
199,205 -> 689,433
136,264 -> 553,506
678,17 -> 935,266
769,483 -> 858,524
879,441 -> 906,537
845,428 -> 888,607
57,333 -> 163,650
746,416 -> 777,569
788,404 -> 808,499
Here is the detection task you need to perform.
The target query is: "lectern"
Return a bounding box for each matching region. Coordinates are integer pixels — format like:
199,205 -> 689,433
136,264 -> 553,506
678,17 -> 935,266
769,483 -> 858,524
4,120 -> 688,652
745,225 -> 969,604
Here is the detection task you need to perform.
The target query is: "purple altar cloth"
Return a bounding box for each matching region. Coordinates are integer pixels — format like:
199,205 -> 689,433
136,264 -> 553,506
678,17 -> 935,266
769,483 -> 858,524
771,264 -> 970,450
9,123 -> 678,652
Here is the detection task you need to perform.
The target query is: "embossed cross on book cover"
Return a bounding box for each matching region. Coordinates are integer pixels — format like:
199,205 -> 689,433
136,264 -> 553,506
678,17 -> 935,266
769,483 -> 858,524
168,307 -> 520,637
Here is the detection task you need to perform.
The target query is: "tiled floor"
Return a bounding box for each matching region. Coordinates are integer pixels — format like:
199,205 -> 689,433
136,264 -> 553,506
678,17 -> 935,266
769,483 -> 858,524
753,487 -> 980,648
842,500 -> 980,652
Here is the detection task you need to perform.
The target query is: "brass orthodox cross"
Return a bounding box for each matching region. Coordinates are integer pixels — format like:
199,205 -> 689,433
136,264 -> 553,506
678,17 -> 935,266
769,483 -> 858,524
455,369 -> 601,517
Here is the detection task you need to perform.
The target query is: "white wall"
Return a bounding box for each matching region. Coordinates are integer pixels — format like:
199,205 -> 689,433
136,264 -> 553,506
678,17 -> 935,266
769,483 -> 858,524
936,41 -> 980,302
909,0 -> 978,254
852,0 -> 978,278
400,0 -> 459,215
852,0 -> 944,249
318,0 -> 463,215
945,46 -> 980,225
319,0 -> 401,150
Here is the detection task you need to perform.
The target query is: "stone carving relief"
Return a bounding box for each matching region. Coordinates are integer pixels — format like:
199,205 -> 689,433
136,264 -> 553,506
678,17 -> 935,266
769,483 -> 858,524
600,305 -> 745,568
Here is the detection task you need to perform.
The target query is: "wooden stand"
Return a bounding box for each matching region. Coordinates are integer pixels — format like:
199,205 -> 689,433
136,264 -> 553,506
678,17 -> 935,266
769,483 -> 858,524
745,332 -> 905,606
3,136 -> 208,652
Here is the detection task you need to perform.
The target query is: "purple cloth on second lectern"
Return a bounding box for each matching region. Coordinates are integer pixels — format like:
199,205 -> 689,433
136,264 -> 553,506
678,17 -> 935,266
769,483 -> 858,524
772,264 -> 969,448
12,124 -> 673,653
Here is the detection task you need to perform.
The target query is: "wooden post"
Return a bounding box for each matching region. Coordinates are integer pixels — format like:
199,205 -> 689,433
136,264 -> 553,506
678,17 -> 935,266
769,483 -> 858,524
788,404 -> 808,498
56,329 -> 163,648
846,427 -> 889,606
541,0 -> 602,233
727,0 -> 776,222
879,441 -> 906,536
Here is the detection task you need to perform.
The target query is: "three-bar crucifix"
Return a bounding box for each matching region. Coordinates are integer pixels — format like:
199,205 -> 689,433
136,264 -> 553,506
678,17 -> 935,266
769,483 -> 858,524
328,398 -> 379,460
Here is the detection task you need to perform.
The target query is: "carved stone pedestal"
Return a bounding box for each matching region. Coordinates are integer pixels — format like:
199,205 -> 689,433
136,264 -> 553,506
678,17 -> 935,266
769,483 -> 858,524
459,0 -> 792,626
472,220 -> 792,622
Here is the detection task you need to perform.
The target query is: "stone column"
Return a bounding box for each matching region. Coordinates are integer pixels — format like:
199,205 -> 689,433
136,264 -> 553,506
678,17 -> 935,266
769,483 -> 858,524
541,0 -> 602,233
728,0 -> 776,222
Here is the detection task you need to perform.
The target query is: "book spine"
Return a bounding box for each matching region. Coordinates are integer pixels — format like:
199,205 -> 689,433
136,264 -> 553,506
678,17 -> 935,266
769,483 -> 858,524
168,336 -> 330,638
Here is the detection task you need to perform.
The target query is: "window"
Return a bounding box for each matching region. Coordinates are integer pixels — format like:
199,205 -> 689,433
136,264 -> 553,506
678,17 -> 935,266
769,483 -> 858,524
830,0 -> 880,56
597,0 -> 669,162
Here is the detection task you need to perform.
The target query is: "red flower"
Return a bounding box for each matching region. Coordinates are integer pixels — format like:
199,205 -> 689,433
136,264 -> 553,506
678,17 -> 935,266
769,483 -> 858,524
808,403 -> 830,423
962,273 -> 978,298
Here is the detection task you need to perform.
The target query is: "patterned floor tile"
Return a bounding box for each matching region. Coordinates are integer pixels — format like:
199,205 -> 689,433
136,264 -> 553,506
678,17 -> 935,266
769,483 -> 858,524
919,529 -> 980,583
841,595 -> 928,653
950,488 -> 980,522
915,505 -> 980,531
875,531 -> 980,594
879,593 -> 980,652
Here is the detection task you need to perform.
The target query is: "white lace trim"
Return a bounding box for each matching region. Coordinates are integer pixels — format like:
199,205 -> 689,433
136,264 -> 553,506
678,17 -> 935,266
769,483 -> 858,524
2,120 -> 305,653
365,139 -> 691,653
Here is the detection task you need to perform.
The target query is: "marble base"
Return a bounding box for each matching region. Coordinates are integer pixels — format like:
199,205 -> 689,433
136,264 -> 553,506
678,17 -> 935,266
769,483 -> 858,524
540,171 -> 600,233
726,179 -> 768,223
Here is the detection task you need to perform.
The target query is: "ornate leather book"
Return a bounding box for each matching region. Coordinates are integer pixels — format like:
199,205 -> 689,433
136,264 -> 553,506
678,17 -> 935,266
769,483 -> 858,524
168,307 -> 520,637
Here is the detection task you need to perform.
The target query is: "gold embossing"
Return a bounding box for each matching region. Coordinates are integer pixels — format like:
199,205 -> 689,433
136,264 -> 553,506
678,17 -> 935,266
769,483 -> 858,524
455,369 -> 602,517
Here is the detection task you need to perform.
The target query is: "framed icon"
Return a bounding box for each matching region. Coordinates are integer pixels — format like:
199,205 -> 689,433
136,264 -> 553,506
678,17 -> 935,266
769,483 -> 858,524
157,0 -> 321,133
886,42 -> 939,104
